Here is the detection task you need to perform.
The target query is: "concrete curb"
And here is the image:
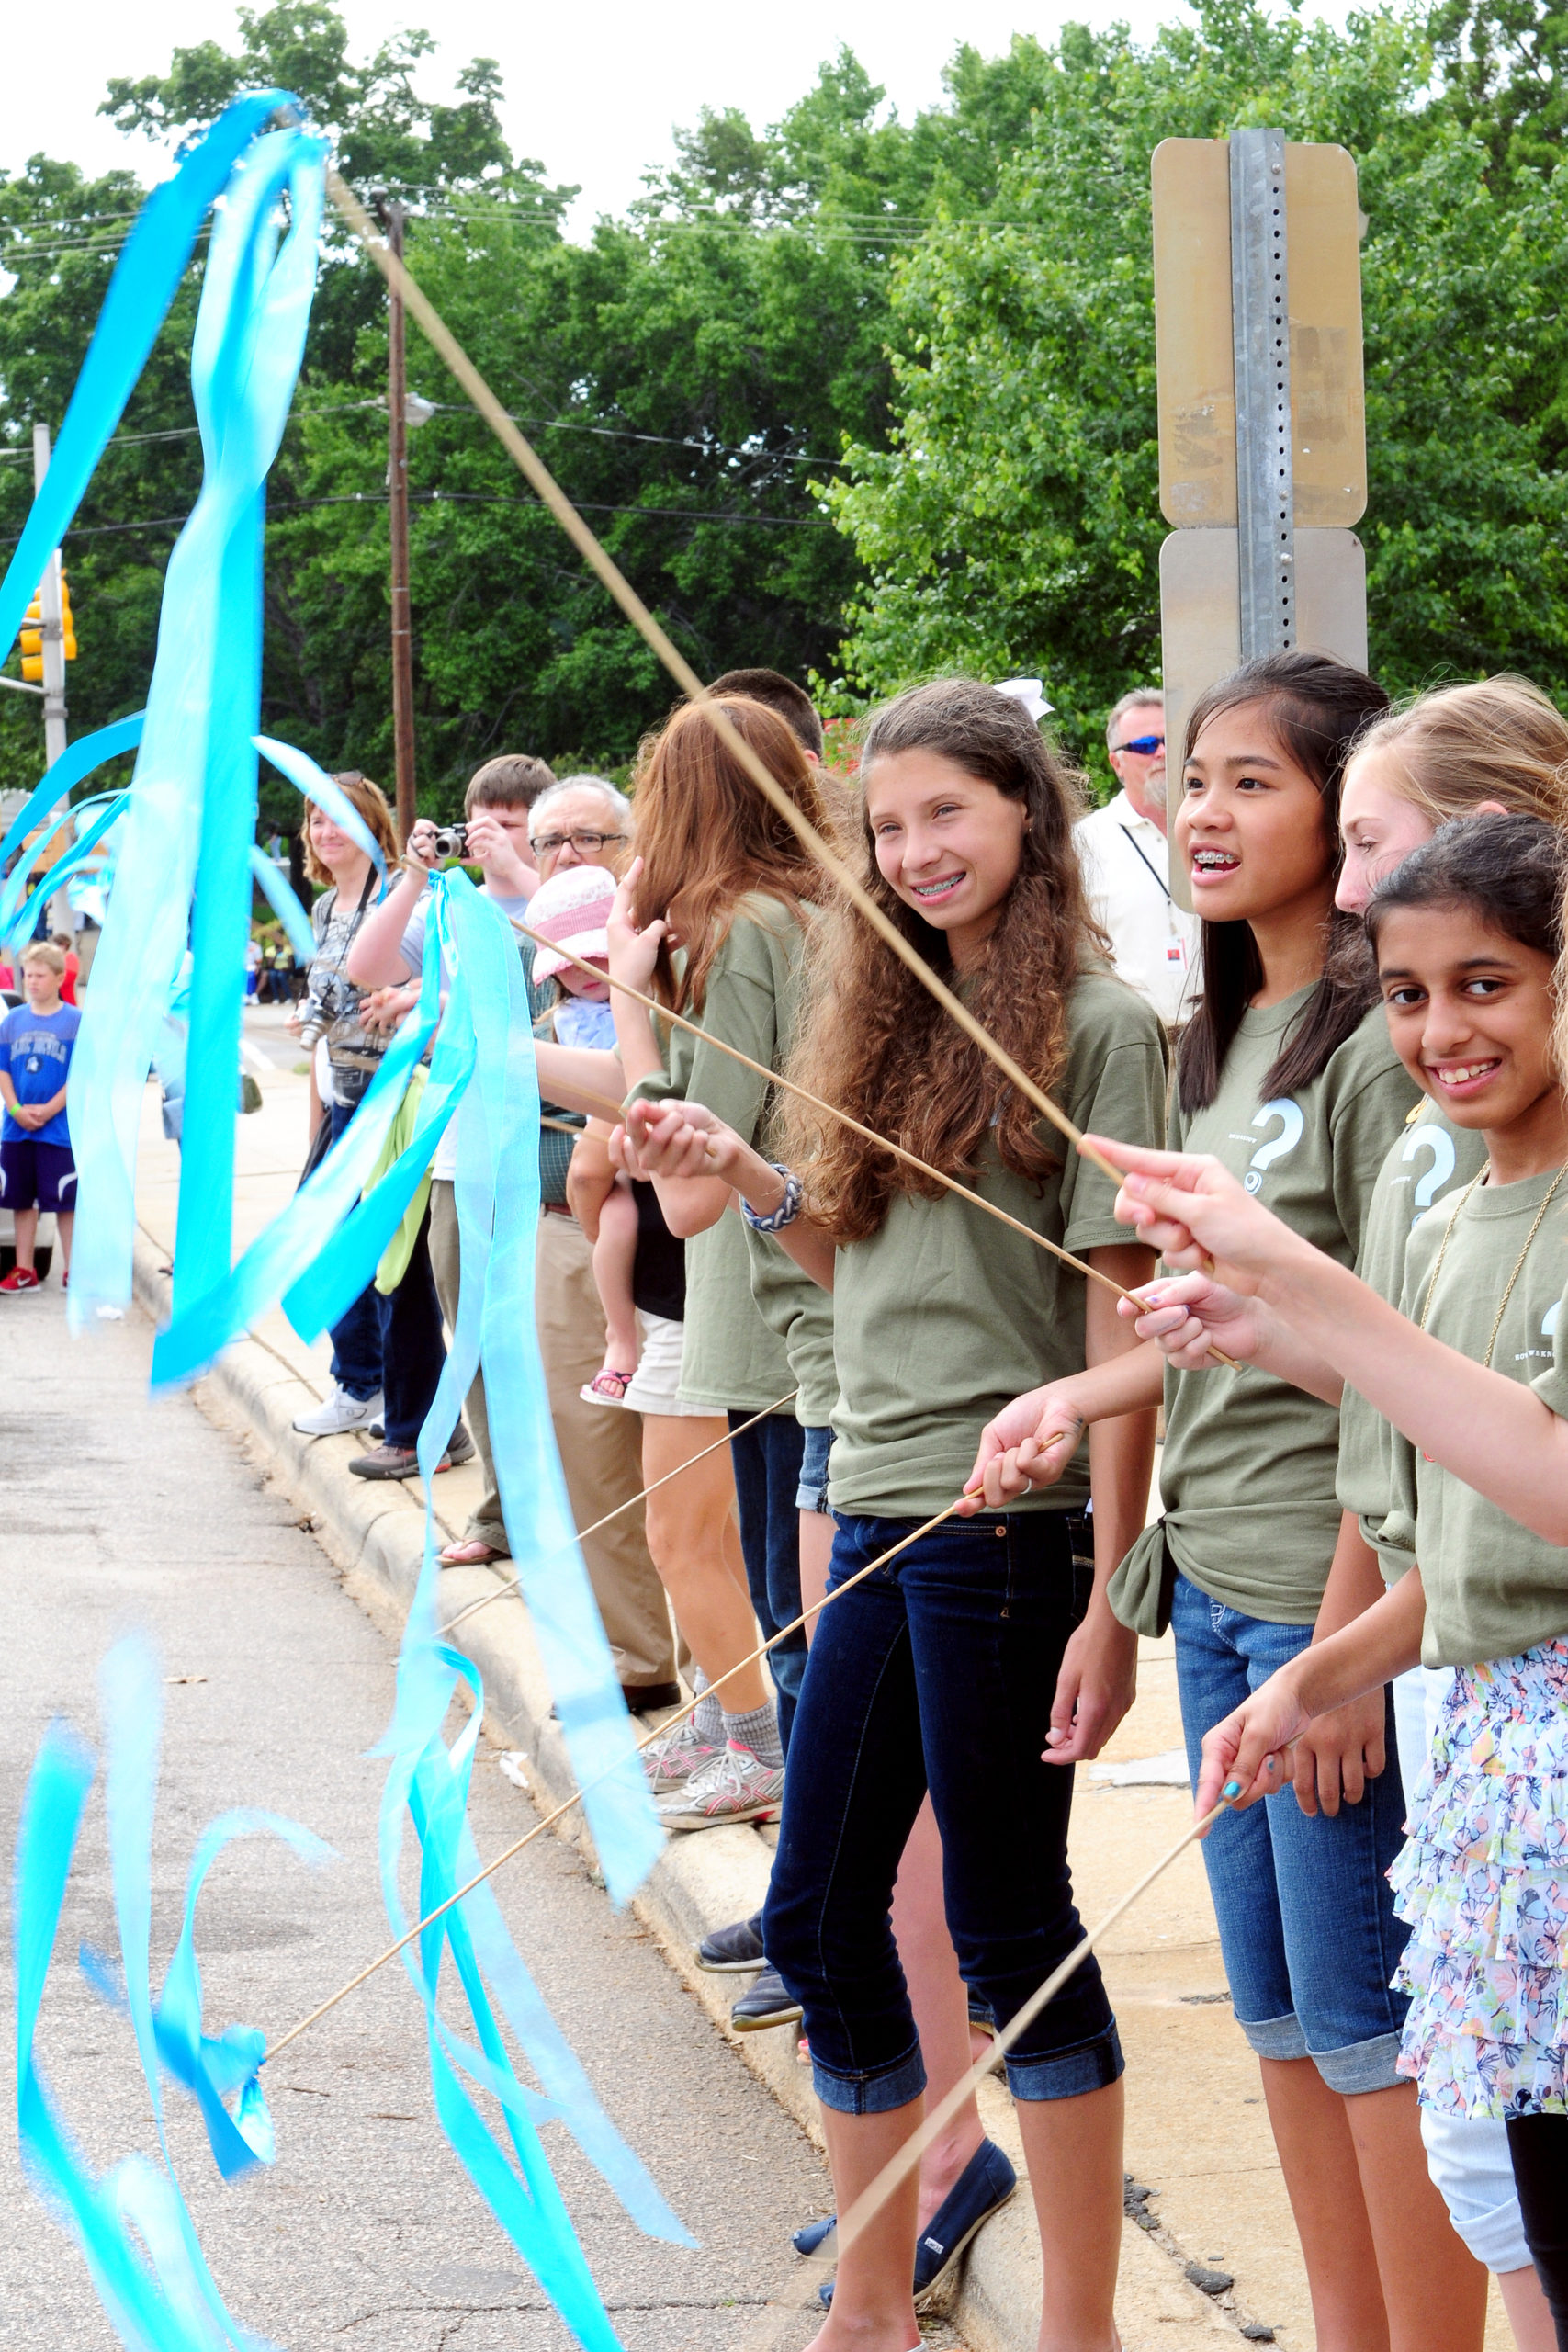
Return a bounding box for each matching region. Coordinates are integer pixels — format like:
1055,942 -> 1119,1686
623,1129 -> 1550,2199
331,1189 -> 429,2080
131,1229 -> 1250,2351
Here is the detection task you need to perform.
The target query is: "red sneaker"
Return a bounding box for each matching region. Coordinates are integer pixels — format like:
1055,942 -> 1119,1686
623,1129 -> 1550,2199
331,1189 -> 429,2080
0,1267 -> 41,1293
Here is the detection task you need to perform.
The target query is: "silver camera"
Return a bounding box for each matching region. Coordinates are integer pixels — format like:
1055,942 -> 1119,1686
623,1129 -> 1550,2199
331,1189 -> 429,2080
430,822 -> 469,861
297,1002 -> 330,1050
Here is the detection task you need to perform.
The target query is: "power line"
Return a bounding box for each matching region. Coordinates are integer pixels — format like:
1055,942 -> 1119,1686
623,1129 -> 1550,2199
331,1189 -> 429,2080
0,483 -> 834,550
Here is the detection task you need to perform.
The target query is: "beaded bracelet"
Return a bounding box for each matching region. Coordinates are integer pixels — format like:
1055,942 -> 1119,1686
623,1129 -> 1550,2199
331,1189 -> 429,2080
740,1163 -> 805,1234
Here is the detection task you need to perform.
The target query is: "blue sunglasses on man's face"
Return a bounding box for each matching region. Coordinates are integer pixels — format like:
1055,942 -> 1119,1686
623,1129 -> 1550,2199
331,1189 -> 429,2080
1112,732 -> 1165,757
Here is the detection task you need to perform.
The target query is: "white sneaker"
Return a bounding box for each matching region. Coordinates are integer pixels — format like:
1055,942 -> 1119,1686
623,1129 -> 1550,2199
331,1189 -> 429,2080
293,1383 -> 383,1437
643,1715 -> 720,1796
656,1745 -> 784,1832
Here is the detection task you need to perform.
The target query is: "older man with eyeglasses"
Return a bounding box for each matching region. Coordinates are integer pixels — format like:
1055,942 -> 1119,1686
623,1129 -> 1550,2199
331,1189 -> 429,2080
1075,686 -> 1199,1028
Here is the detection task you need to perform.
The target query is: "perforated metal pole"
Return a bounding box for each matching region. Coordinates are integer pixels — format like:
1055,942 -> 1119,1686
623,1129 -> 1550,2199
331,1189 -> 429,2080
1229,129 -> 1294,658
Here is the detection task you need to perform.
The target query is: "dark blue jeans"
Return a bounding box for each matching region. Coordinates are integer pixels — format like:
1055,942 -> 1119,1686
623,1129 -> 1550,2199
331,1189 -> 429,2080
764,1508 -> 1123,2115
727,1409 -> 807,1751
326,1098 -> 448,1451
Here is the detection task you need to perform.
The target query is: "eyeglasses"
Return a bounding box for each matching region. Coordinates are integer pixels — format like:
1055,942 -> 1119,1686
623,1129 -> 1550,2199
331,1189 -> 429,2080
1111,734 -> 1165,758
530,830 -> 627,856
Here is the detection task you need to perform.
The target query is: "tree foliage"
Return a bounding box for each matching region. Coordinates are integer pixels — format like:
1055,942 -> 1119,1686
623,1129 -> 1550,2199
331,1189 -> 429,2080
2,0 -> 1567,813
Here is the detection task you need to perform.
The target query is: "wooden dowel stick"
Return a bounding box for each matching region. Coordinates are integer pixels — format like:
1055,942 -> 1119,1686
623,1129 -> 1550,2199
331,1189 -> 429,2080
439,1390 -> 799,1636
831,1798 -> 1233,2264
261,1496 -> 967,2065
324,167 -> 1122,1191
517,918 -> 1238,1366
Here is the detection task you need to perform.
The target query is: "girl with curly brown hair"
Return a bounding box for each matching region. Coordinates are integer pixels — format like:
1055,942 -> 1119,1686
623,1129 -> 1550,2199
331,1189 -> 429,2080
616,676 -> 1168,2352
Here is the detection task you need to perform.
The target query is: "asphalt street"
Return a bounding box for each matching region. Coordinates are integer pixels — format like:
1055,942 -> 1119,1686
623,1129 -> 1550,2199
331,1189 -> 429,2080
0,1279 -> 873,2352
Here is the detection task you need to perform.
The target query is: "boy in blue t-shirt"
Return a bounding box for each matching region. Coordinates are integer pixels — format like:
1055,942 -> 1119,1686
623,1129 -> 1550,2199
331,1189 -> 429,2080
0,941 -> 79,1293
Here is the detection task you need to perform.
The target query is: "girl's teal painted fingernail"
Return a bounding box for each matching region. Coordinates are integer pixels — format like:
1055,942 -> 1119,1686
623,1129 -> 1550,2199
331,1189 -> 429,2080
1222,1780 -> 1241,1800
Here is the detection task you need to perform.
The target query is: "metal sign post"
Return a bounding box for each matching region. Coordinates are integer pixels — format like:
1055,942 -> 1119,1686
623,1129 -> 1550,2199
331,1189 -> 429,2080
1153,134 -> 1368,900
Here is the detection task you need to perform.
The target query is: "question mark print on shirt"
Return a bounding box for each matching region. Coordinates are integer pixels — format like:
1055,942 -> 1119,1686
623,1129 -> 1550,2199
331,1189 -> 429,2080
1244,1098 -> 1305,1193
1545,1300 -> 1559,1340
1401,1125 -> 1456,1226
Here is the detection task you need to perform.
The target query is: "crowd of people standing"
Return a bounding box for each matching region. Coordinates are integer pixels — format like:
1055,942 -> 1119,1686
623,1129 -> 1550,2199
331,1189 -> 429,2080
276,654 -> 1567,2352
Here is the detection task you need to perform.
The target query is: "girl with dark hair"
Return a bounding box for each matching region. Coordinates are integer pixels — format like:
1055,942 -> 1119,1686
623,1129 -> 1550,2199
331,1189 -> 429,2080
1098,814 -> 1568,2351
1130,682 -> 1568,2351
615,675 -> 1167,2351
970,654 -> 1485,2350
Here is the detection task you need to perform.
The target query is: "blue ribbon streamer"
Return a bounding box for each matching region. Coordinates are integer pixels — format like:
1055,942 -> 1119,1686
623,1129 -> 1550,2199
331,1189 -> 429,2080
442,879 -> 666,1906
150,865 -> 444,1385
0,712 -> 143,881
0,92 -> 295,667
245,847 -> 316,965
1,792 -> 129,952
66,116 -> 325,1329
13,1657 -> 284,2351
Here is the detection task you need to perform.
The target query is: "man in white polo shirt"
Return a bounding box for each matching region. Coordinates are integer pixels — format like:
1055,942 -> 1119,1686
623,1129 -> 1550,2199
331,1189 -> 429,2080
1075,686 -> 1198,1027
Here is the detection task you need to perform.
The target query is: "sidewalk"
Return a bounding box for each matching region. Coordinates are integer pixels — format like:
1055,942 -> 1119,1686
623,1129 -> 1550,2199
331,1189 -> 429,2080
130,1033 -> 1509,2352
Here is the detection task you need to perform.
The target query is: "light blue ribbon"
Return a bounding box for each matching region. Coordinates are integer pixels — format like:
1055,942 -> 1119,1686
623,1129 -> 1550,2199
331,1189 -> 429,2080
0,791 -> 129,953
13,1651 -> 285,2351
245,847 -> 316,966
66,117 -> 326,1330
0,90 -> 295,666
0,713 -> 143,880
149,866 -> 444,1385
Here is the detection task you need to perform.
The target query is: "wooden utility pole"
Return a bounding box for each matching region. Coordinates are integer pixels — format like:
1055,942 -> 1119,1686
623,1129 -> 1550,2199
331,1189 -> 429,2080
379,197 -> 417,843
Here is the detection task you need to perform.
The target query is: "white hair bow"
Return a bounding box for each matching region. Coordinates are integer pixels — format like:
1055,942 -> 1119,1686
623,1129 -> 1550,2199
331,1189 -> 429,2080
995,676 -> 1053,722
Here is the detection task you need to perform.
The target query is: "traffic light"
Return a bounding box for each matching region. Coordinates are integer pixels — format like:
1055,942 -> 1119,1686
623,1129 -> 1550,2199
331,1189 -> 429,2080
18,569 -> 75,681
20,593 -> 42,683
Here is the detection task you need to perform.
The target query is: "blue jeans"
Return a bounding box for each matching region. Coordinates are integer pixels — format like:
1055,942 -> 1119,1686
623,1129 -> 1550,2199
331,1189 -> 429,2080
728,1409 -> 807,1750
764,1509 -> 1122,2115
795,1422 -> 832,1515
1170,1569 -> 1410,2093
326,1098 -> 449,1451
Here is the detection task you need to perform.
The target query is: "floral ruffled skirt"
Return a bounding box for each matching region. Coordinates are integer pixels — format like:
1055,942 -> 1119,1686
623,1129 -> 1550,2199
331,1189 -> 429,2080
1391,1637 -> 1568,2119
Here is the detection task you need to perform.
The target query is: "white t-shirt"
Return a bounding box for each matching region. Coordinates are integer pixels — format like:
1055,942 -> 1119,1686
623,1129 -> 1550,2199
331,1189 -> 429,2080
1074,792 -> 1199,1026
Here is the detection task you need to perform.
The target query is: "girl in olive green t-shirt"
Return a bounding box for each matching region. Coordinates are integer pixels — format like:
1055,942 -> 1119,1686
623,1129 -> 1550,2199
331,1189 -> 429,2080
971,651 -> 1483,2352
1122,814 -> 1568,2340
619,677 -> 1166,2352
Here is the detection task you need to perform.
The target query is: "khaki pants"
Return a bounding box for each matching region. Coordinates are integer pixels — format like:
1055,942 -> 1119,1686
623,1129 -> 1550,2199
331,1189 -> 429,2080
535,1204 -> 677,1690
427,1180 -> 507,1553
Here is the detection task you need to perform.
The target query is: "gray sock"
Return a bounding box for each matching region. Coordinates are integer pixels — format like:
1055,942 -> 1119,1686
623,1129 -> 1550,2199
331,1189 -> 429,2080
723,1702 -> 784,1770
691,1668 -> 724,1746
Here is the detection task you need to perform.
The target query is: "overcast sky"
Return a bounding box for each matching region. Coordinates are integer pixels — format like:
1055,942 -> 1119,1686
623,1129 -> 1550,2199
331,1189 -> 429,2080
6,0 -> 1191,235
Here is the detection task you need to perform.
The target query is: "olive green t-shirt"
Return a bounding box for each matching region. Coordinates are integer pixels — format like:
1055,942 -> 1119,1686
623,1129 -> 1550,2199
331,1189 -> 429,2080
1337,1100 -> 1489,1579
1157,990 -> 1420,1622
628,897 -> 836,1419
827,969 -> 1167,1520
1391,1164 -> 1568,1668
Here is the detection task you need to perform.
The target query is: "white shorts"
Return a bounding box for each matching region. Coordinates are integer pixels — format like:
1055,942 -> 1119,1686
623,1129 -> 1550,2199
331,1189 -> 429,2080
622,1311 -> 709,1418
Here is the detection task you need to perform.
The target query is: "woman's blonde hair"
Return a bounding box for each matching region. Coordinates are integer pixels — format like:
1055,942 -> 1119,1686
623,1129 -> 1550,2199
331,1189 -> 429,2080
629,696 -> 829,1014
1350,676 -> 1568,829
301,771 -> 400,887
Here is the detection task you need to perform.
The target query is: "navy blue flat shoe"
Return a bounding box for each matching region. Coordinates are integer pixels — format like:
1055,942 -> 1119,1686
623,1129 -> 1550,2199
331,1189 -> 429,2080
814,2135 -> 1018,2312
792,2211 -> 837,2259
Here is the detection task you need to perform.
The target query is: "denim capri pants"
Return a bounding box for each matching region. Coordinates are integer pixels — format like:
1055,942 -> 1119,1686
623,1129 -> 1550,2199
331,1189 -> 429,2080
763,1508 -> 1124,2115
1170,1568 -> 1411,2095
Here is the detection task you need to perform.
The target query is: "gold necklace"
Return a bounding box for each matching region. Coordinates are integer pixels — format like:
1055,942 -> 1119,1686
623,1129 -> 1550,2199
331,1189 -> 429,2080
1417,1163 -> 1568,1368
